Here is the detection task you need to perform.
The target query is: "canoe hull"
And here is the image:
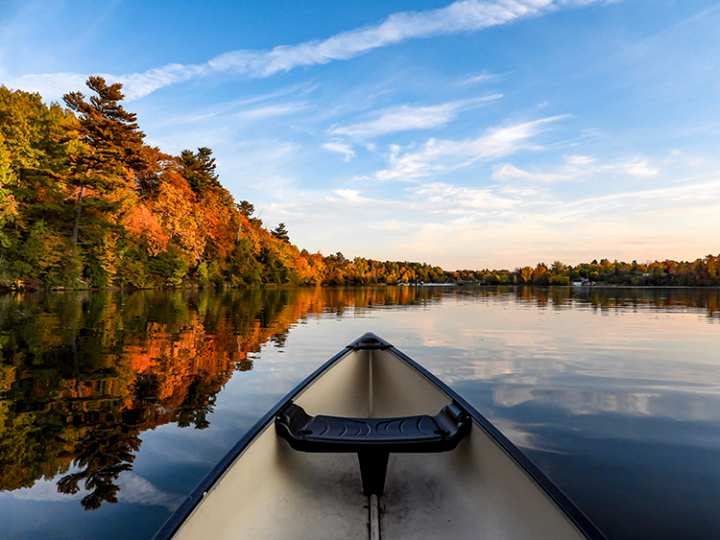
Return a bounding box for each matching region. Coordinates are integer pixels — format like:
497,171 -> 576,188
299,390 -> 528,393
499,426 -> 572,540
155,336 -> 604,540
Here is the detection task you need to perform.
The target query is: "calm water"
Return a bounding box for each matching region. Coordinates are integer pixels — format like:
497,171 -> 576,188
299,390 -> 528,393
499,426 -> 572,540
0,286 -> 719,539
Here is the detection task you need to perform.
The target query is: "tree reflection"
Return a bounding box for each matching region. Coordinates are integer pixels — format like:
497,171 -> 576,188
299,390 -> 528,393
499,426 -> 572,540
0,286 -> 447,509
175,375 -> 218,429
57,422 -> 140,510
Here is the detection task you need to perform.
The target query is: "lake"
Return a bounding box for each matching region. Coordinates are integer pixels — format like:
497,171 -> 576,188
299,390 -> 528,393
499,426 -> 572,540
1,286 -> 719,539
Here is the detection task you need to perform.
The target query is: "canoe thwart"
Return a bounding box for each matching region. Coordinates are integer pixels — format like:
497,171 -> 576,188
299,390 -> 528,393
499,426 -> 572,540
275,402 -> 471,495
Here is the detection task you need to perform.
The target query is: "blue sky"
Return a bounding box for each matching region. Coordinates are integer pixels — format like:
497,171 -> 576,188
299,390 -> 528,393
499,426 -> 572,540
2,0 -> 719,269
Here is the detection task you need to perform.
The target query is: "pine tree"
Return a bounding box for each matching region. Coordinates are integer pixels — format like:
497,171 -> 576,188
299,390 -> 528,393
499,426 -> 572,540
237,200 -> 254,217
179,147 -> 219,193
63,76 -> 145,246
271,222 -> 290,243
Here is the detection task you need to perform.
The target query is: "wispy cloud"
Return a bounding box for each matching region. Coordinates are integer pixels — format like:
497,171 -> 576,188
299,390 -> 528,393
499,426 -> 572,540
552,177 -> 720,222
459,71 -> 503,86
622,159 -> 659,177
236,101 -> 309,120
7,0 -> 608,101
322,141 -> 357,161
8,472 -> 182,511
412,181 -> 518,212
492,162 -> 575,183
144,83 -> 317,128
332,188 -> 370,204
492,154 -> 660,183
374,115 -> 566,181
330,95 -> 502,138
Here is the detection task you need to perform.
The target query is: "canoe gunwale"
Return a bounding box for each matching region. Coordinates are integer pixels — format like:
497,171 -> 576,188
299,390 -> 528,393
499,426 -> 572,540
153,334 -> 607,540
152,344 -> 355,540
388,345 -> 607,540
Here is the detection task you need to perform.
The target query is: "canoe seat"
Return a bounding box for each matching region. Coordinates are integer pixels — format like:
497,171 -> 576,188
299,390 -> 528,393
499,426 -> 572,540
276,402 -> 470,495
276,402 -> 469,452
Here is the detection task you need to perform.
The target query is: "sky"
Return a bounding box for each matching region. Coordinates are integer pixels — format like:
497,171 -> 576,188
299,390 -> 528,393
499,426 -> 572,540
2,0 -> 720,270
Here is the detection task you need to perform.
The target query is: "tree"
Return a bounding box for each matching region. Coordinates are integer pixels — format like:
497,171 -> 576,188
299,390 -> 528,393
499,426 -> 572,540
63,76 -> 146,247
271,222 -> 290,243
237,200 -> 254,217
179,147 -> 218,194
0,135 -> 17,248
518,266 -> 533,284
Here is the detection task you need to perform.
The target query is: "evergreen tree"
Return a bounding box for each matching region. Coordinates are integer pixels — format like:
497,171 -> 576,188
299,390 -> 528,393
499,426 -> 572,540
237,200 -> 254,217
179,147 -> 218,193
271,222 -> 290,243
63,76 -> 145,247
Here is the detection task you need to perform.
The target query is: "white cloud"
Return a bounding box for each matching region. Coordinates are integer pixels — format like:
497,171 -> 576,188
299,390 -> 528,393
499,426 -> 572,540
143,83 -> 317,129
554,178 -> 720,221
622,159 -> 659,177
8,472 -> 182,511
565,154 -> 595,166
412,181 -> 518,212
492,154 -> 660,183
7,0 -> 608,101
333,188 -> 370,203
374,115 -> 565,181
236,101 -> 309,120
322,141 -> 357,161
459,71 -> 502,86
492,162 -> 576,183
330,95 -> 502,138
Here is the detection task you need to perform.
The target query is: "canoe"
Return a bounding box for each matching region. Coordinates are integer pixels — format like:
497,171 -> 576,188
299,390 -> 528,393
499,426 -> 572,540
154,333 -> 605,540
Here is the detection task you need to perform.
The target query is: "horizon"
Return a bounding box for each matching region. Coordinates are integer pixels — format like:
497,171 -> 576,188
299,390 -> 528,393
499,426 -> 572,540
2,0 -> 719,269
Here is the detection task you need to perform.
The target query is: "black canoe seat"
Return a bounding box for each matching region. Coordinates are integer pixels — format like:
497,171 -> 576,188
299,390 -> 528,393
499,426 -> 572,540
275,402 -> 470,495
276,402 -> 469,453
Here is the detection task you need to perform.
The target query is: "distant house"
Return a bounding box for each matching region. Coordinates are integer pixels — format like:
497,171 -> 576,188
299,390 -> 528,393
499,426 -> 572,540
573,278 -> 592,287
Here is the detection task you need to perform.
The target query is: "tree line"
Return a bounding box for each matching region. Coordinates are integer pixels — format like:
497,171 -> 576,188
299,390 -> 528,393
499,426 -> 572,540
452,256 -> 720,286
1,77 -> 718,289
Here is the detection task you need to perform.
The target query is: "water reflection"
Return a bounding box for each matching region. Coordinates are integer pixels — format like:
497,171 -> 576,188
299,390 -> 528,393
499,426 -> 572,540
0,286 -> 719,539
0,287 -> 447,512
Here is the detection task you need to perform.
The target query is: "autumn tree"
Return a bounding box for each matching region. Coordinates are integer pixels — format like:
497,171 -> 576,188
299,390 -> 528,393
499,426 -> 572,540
0,136 -> 17,249
518,266 -> 533,284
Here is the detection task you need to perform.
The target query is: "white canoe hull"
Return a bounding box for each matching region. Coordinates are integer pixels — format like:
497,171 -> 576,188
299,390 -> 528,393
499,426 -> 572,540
155,334 -> 603,540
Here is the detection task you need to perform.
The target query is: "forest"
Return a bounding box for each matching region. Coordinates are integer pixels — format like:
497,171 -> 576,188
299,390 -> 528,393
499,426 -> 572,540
1,77 -> 718,290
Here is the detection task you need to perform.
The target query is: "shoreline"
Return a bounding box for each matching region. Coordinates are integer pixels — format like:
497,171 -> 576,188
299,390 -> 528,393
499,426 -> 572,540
3,283 -> 720,295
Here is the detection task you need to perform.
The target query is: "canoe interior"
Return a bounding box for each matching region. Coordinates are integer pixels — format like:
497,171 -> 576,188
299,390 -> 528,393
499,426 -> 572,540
170,347 -> 588,540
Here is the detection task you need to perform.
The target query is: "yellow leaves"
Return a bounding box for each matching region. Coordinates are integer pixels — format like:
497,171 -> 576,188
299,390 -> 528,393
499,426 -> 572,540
0,136 -> 18,240
152,170 -> 206,261
197,188 -> 238,259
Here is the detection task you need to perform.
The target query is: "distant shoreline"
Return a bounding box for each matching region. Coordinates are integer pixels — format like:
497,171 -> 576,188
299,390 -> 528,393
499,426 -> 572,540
3,283 -> 720,295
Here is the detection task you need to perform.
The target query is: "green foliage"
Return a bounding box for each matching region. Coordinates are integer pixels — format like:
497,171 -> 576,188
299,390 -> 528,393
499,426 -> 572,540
148,246 -> 190,287
180,147 -> 218,193
117,247 -> 150,288
0,136 -> 17,248
259,247 -> 295,284
549,274 -> 571,286
271,222 -> 290,243
237,200 -> 254,217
